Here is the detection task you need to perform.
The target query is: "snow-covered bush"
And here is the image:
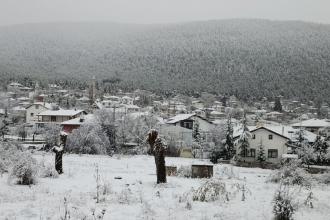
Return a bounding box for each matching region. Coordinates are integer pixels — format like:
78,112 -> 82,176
217,165 -> 239,179
66,123 -> 109,155
273,186 -> 297,220
39,163 -> 59,178
177,165 -> 192,178
9,152 -> 38,185
100,180 -> 112,195
314,172 -> 330,184
0,142 -> 22,173
117,187 -> 134,204
42,123 -> 61,147
267,160 -> 311,188
192,178 -> 227,202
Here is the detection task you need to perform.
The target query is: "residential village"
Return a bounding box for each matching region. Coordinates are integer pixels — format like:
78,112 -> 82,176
1,78 -> 330,167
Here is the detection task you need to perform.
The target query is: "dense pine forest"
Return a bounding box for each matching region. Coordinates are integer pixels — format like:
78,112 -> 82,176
0,19 -> 330,102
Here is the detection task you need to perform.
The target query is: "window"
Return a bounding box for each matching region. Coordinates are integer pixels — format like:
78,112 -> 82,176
247,149 -> 256,157
268,134 -> 273,140
268,149 -> 278,158
181,121 -> 193,129
51,116 -> 56,122
30,113 -> 34,117
241,149 -> 255,157
252,134 -> 256,139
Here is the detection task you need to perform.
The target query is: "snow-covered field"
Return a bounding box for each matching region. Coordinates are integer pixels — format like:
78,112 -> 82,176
1,154 -> 330,220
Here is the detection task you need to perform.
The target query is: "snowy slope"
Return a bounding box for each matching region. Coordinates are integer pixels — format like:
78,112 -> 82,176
0,154 -> 329,220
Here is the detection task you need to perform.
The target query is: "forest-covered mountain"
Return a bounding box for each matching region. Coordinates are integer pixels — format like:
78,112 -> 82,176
0,19 -> 330,102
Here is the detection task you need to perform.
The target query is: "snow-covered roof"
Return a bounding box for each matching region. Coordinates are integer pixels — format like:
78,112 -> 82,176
12,106 -> 26,111
17,97 -> 30,101
291,119 -> 330,128
77,96 -> 90,101
61,114 -> 94,125
282,154 -> 298,159
21,86 -> 32,90
38,109 -> 85,117
48,84 -> 59,88
267,111 -> 283,115
255,109 -> 267,113
166,114 -> 196,124
26,102 -> 52,109
128,112 -> 149,119
124,104 -> 140,109
210,110 -> 225,115
122,96 -> 133,100
9,82 -> 23,87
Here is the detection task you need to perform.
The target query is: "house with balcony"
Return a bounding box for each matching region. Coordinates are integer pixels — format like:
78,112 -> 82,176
36,109 -> 87,127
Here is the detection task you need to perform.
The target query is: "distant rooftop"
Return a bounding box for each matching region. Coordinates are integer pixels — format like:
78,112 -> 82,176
166,114 -> 196,124
38,109 -> 85,117
291,119 -> 330,128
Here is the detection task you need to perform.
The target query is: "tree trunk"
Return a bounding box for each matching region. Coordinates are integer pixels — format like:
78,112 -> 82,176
154,150 -> 166,183
147,130 -> 166,184
53,146 -> 64,174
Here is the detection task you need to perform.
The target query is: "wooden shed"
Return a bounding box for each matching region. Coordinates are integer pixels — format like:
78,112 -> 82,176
191,164 -> 213,178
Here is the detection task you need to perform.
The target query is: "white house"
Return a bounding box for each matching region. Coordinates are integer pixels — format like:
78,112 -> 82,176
234,125 -> 318,164
36,109 -> 87,127
25,102 -> 52,124
160,113 -> 215,149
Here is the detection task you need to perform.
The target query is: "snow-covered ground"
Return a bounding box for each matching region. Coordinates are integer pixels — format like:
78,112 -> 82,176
1,154 -> 330,220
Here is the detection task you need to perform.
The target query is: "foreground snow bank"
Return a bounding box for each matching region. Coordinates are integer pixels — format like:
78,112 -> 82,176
0,153 -> 329,220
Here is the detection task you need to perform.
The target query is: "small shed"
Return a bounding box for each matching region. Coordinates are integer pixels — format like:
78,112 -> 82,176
191,164 -> 213,178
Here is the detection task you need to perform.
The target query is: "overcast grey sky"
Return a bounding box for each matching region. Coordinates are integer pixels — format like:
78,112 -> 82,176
1,0 -> 330,26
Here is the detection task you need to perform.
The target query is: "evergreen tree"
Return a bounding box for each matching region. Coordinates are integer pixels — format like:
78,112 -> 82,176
294,128 -> 307,152
297,142 -> 315,169
257,140 -> 266,164
225,116 -> 235,159
0,117 -> 9,140
192,120 -> 201,143
274,97 -> 283,112
238,112 -> 251,158
192,120 -> 203,158
294,128 -> 316,168
313,135 -> 328,164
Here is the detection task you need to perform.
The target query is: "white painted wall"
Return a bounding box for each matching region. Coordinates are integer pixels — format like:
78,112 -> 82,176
26,104 -> 48,124
238,128 -> 288,164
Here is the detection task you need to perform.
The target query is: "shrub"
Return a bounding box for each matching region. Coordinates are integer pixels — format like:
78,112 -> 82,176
117,187 -> 133,204
40,163 -> 59,178
66,123 -> 109,155
314,172 -> 330,184
217,165 -> 239,179
273,186 -> 297,220
209,149 -> 222,164
0,142 -> 22,173
267,160 -> 311,188
192,178 -> 227,202
177,165 -> 192,178
100,180 -> 112,195
9,152 -> 38,185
